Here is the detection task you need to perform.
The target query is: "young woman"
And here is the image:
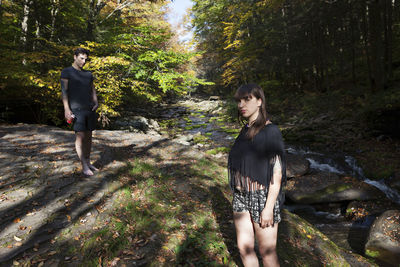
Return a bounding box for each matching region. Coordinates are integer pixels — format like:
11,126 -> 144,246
228,84 -> 286,266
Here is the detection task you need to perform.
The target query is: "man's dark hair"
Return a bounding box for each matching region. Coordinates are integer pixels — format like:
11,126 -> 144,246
74,47 -> 90,57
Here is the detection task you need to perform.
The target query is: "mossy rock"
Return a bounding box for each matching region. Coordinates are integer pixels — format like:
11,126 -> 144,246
193,134 -> 209,144
365,210 -> 400,266
184,125 -> 194,130
286,173 -> 386,204
205,147 -> 229,155
218,126 -> 240,135
278,209 -> 376,266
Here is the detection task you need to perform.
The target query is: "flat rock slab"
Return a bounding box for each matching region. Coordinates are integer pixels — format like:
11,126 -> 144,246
286,171 -> 386,204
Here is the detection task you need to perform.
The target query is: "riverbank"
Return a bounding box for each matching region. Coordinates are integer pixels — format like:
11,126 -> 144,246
1,96 -> 397,266
1,122 -> 375,266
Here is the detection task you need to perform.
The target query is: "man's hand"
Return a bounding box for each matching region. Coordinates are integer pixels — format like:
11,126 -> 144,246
91,102 -> 98,111
260,207 -> 274,228
64,109 -> 74,121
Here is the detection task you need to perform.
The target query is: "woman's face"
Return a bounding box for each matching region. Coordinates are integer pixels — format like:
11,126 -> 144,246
237,94 -> 262,123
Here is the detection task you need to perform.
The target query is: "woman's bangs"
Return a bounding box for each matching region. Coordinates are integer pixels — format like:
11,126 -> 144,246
234,87 -> 253,101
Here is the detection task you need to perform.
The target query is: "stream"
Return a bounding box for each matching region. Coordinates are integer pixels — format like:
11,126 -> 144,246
158,98 -> 400,256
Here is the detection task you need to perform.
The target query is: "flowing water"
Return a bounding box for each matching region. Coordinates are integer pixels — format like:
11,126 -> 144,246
288,146 -> 400,204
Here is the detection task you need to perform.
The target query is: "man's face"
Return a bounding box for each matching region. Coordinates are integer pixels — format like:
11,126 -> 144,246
73,53 -> 88,69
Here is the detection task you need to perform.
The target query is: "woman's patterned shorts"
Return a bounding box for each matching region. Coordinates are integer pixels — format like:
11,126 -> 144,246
232,189 -> 281,224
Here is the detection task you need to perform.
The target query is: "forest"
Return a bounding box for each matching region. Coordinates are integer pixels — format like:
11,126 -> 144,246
1,0 -> 400,134
0,0 -> 400,266
0,0 -> 208,126
193,0 -> 400,90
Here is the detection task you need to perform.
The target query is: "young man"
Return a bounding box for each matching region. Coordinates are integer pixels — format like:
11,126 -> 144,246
61,48 -> 99,176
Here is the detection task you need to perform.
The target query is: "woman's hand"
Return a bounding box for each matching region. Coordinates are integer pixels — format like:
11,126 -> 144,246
260,207 -> 274,228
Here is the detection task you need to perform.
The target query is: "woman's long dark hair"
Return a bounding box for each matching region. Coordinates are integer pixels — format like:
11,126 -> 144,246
234,83 -> 268,139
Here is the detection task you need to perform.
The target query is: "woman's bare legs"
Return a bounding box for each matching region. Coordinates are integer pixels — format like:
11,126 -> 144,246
233,211 -> 259,267
254,222 -> 280,267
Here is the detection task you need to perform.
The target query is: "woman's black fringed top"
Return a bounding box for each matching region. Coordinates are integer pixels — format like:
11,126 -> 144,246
228,124 -> 286,207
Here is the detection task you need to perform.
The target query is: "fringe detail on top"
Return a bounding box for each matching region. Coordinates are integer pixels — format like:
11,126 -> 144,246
227,124 -> 287,209
228,155 -> 285,192
232,172 -> 266,192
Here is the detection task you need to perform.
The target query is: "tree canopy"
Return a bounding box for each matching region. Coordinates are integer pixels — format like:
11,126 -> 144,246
0,0 -> 210,125
191,0 -> 400,94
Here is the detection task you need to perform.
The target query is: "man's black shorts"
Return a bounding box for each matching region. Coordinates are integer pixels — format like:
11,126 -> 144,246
71,109 -> 96,132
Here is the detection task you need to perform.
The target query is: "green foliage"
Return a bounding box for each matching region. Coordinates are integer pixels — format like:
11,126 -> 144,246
0,0 -> 212,126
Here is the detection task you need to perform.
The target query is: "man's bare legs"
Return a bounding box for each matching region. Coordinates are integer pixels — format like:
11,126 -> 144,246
84,131 -> 98,172
75,131 -> 95,176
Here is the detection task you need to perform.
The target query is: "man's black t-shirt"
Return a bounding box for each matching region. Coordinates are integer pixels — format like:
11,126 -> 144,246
61,66 -> 94,110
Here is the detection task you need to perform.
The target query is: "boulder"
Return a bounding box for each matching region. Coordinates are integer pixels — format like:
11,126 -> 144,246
172,134 -> 193,146
149,119 -> 160,131
388,171 -> 400,192
286,153 -> 310,178
208,96 -> 220,101
286,172 -> 386,204
346,200 -> 400,220
365,210 -> 400,265
114,116 -> 161,135
278,209 -> 375,266
130,116 -> 149,132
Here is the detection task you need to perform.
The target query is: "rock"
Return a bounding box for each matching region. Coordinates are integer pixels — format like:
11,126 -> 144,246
376,134 -> 392,142
208,96 -> 220,101
211,107 -> 223,114
146,129 -> 161,136
346,200 -> 400,220
148,119 -> 160,131
365,210 -> 400,266
172,134 -> 193,146
286,172 -> 386,204
180,98 -> 221,113
286,153 -> 310,178
114,116 -> 162,134
388,171 -> 400,192
130,116 -> 149,132
278,209 -> 374,266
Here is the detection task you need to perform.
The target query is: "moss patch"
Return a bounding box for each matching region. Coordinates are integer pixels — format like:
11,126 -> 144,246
205,147 -> 230,155
193,134 -> 210,144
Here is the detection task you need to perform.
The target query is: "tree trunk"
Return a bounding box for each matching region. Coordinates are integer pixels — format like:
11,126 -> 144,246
350,2 -> 356,84
21,0 -> 31,49
50,0 -> 60,42
368,0 -> 385,91
384,0 -> 393,81
87,0 -> 106,41
21,0 -> 32,64
33,19 -> 40,51
361,1 -> 372,89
